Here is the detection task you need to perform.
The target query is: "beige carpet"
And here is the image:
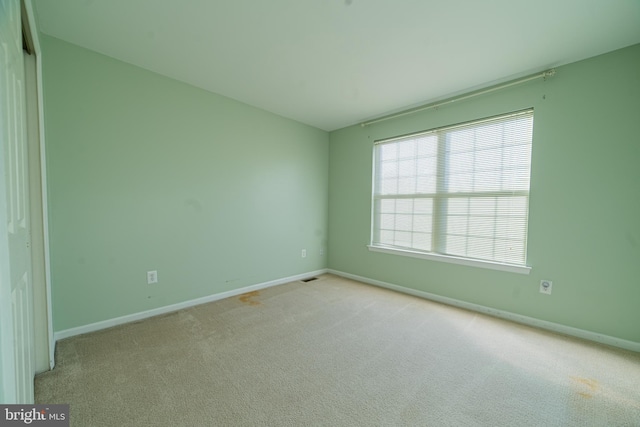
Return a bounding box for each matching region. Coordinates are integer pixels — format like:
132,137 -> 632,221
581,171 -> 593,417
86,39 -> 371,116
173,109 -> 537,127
36,274 -> 640,426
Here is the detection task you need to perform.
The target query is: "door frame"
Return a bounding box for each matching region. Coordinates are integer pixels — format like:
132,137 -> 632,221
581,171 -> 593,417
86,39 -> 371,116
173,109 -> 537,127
23,0 -> 54,370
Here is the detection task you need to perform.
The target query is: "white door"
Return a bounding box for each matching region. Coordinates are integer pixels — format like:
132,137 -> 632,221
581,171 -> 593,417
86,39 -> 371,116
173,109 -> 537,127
0,0 -> 35,404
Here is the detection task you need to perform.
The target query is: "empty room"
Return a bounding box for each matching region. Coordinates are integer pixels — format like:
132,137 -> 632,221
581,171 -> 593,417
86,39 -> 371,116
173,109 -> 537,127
1,0 -> 640,425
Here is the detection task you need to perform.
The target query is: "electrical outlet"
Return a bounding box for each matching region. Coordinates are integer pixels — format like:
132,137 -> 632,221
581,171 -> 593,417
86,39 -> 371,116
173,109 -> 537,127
320,248 -> 324,256
147,270 -> 158,284
301,249 -> 307,258
540,280 -> 552,295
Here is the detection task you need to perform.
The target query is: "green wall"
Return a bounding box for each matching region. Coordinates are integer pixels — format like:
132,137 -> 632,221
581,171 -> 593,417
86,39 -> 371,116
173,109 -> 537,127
42,33 -> 640,343
328,44 -> 640,343
41,36 -> 329,332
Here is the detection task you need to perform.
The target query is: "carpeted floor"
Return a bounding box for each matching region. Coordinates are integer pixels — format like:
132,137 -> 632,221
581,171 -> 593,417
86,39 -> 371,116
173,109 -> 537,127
36,274 -> 640,426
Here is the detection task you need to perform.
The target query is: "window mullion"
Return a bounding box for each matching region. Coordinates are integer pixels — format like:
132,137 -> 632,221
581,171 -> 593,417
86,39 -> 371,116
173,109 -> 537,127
410,141 -> 417,249
432,132 -> 447,253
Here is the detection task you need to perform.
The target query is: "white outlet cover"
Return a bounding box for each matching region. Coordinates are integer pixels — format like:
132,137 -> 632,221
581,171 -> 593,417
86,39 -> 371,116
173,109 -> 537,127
147,270 -> 158,284
540,280 -> 552,295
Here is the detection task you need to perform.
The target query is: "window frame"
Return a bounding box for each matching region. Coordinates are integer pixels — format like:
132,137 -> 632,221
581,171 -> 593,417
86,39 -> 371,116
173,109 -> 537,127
369,109 -> 534,275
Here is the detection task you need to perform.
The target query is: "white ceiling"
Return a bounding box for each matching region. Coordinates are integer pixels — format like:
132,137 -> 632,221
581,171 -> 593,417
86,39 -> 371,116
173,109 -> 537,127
33,0 -> 640,131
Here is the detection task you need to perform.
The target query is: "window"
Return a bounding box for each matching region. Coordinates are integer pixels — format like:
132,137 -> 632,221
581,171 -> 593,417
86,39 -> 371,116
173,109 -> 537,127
370,109 -> 533,273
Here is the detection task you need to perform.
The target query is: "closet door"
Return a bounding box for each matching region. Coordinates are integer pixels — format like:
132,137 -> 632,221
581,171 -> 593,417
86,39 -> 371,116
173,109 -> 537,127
0,0 -> 35,404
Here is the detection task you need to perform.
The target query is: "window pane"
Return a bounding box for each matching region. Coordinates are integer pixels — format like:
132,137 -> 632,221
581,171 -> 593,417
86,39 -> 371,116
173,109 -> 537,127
414,198 -> 433,214
416,135 -> 438,157
474,123 -> 504,150
446,216 -> 468,236
469,197 -> 496,215
448,128 -> 475,153
494,239 -> 526,264
416,176 -> 437,193
380,214 -> 395,230
379,144 -> 398,161
473,170 -> 502,192
467,237 -> 495,259
394,231 -> 412,247
474,147 -> 503,172
494,216 -> 526,239
380,199 -> 396,213
413,232 -> 432,251
398,140 -> 415,159
379,230 -> 394,245
416,157 -> 437,175
414,215 -> 432,233
380,162 -> 398,179
396,214 -> 413,231
503,143 -> 530,165
381,178 -> 398,194
448,151 -> 474,174
497,196 -> 527,215
447,173 -> 473,192
468,216 -> 495,238
398,178 -> 415,194
445,234 -> 467,257
396,199 -> 413,214
398,159 -> 415,177
372,197 -> 434,250
447,198 -> 469,215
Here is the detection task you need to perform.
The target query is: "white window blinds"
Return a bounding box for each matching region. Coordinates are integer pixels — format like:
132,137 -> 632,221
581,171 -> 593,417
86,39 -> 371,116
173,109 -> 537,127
372,109 -> 533,267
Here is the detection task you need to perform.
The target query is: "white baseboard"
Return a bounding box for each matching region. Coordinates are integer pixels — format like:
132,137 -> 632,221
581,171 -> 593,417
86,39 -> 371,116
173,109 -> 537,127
328,269 -> 640,353
54,269 -> 328,342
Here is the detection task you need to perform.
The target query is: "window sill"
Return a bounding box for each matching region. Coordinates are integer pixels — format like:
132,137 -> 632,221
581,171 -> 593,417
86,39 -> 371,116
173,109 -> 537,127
367,245 -> 531,275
